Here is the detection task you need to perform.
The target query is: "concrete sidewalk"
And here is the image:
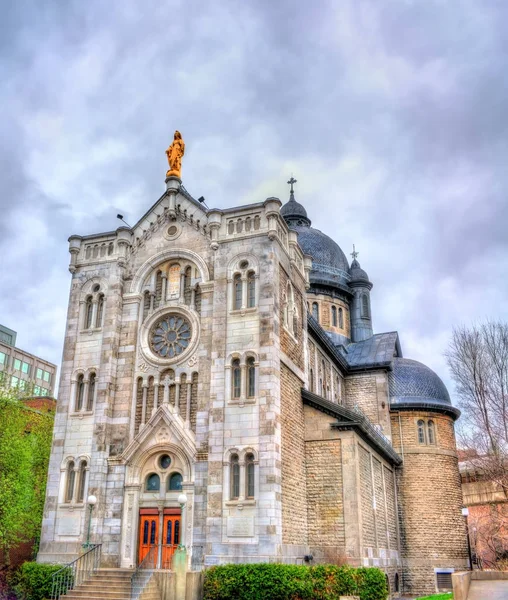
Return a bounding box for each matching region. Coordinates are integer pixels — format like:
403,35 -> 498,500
467,579 -> 508,600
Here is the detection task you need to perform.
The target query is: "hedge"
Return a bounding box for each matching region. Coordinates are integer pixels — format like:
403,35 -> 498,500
203,563 -> 388,600
11,562 -> 70,600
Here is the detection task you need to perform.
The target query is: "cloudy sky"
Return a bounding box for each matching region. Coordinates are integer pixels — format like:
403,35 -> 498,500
1,0 -> 508,400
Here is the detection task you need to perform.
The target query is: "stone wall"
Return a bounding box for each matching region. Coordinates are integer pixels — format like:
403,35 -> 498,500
391,410 -> 468,596
305,439 -> 345,559
280,363 -> 307,546
345,372 -> 391,439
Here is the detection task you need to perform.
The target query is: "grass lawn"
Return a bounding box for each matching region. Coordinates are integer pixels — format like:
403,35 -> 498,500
415,593 -> 453,600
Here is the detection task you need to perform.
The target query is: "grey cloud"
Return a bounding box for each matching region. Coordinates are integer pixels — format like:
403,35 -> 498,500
1,0 -> 507,400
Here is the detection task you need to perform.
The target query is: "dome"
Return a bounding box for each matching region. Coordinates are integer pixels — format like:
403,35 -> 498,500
280,196 -> 309,224
292,225 -> 351,288
280,187 -> 350,289
388,357 -> 459,417
349,258 -> 370,282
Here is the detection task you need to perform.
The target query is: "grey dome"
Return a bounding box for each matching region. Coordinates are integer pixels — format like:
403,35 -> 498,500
280,196 -> 309,221
292,225 -> 351,287
349,258 -> 370,282
388,358 -> 458,417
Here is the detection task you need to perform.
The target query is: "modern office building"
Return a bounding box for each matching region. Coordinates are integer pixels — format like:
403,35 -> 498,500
0,325 -> 57,397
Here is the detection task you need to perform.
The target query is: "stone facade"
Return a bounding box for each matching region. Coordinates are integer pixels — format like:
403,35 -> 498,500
38,175 -> 467,597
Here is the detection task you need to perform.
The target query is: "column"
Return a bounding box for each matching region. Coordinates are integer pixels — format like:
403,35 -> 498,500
150,292 -> 155,312
241,276 -> 247,309
175,379 -> 181,414
91,300 -> 98,329
82,378 -> 90,412
185,382 -> 192,426
179,271 -> 186,303
163,376 -> 170,405
190,287 -> 196,311
240,360 -> 246,403
238,458 -> 246,501
141,382 -> 148,428
161,274 -> 168,305
153,381 -> 159,413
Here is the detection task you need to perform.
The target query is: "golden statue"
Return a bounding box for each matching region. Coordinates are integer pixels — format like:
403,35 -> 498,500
165,130 -> 185,178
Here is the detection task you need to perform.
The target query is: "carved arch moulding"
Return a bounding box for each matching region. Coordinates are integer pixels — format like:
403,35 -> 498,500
128,248 -> 211,295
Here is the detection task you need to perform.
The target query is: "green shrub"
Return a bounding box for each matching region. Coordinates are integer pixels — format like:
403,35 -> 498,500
13,561 -> 69,600
203,563 -> 388,600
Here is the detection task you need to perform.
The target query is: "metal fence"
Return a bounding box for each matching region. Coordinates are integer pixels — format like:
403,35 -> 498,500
50,543 -> 102,600
131,545 -> 157,600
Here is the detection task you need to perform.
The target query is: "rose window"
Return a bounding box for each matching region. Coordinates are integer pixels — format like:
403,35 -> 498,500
150,315 -> 192,358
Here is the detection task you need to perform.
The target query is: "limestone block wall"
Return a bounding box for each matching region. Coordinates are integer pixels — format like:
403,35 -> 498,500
280,363 -> 307,548
305,439 -> 345,560
345,372 -> 391,439
306,291 -> 351,340
303,404 -> 399,576
391,410 -> 468,596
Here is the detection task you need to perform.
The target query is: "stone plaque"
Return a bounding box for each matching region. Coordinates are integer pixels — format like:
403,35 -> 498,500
227,516 -> 254,537
57,515 -> 81,536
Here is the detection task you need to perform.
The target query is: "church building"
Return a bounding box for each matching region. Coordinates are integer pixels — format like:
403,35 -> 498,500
39,136 -> 468,596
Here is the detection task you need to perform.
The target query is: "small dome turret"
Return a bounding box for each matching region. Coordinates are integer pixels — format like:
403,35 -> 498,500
349,257 -> 370,283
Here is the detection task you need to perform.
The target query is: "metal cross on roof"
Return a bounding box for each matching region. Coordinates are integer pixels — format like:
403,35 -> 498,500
351,244 -> 359,260
287,176 -> 297,194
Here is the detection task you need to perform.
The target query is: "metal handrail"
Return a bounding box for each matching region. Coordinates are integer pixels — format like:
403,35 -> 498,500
50,543 -> 102,600
131,545 -> 157,600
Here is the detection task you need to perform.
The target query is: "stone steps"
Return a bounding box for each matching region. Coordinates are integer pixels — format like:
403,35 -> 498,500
59,567 -> 161,600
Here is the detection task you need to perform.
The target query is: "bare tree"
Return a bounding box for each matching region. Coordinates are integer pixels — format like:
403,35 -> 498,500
446,321 -> 508,498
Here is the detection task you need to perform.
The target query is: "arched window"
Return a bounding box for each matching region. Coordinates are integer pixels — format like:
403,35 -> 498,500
246,453 -> 255,499
247,271 -> 256,308
247,357 -> 256,398
312,302 -> 319,322
417,420 -> 426,444
76,374 -> 85,411
87,373 -> 95,411
65,461 -> 75,503
394,573 -> 400,593
428,420 -> 436,445
339,307 -> 344,329
234,274 -> 242,310
230,454 -> 240,500
146,473 -> 160,492
332,306 -> 337,327
362,294 -> 370,318
96,294 -> 104,327
292,308 -> 298,336
77,461 -> 87,503
84,296 -> 93,329
310,369 -> 314,393
168,472 -> 183,491
232,359 -> 241,399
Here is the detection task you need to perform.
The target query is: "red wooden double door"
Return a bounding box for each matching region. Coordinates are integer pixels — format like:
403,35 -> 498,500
138,508 -> 181,568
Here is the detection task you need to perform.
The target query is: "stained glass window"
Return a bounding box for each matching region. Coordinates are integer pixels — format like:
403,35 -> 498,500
168,472 -> 183,491
146,473 -> 160,491
150,315 -> 192,359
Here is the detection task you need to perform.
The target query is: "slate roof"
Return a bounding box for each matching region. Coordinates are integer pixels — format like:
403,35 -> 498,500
388,357 -> 460,419
344,332 -> 401,370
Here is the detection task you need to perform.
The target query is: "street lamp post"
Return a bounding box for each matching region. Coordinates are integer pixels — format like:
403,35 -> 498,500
462,507 -> 473,570
83,495 -> 97,549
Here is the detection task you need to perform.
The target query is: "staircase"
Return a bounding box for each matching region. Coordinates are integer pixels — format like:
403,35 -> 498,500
60,568 -> 160,600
